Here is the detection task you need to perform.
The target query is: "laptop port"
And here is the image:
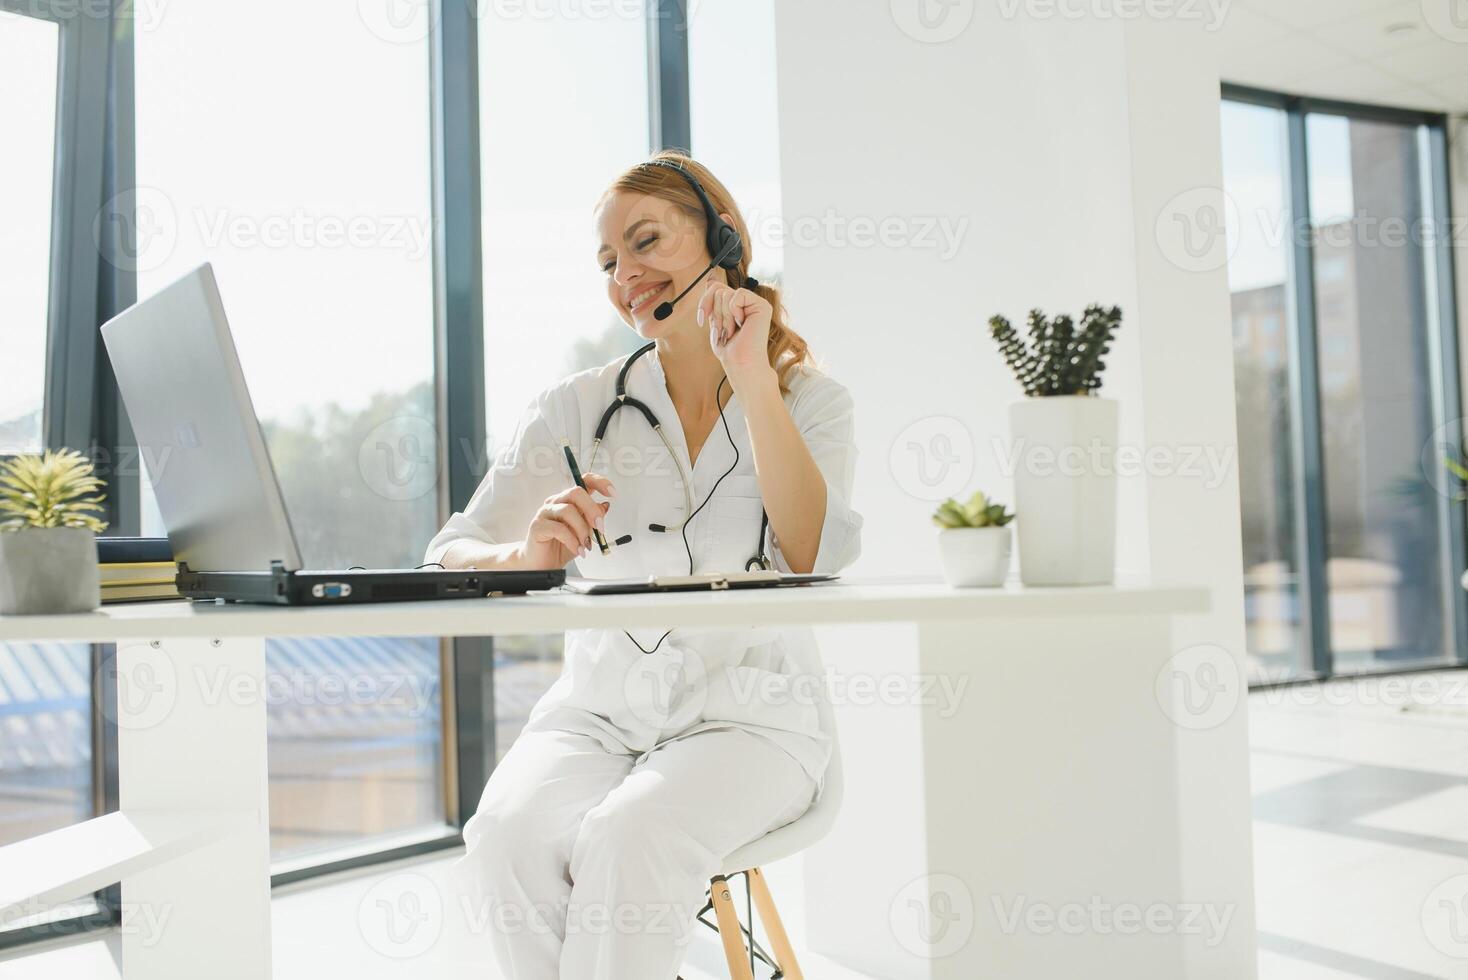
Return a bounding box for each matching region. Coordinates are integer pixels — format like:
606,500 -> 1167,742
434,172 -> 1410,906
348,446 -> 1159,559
445,583 -> 460,593
466,577 -> 480,590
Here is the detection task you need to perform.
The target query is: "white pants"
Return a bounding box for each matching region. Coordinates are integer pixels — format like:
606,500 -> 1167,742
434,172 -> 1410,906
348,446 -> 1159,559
454,726 -> 817,980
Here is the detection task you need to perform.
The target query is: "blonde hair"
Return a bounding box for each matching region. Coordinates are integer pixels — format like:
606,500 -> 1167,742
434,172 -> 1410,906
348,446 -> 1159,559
600,150 -> 812,392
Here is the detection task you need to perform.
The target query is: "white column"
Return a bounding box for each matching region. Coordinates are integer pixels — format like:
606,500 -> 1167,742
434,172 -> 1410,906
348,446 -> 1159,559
774,5 -> 1256,977
116,637 -> 273,980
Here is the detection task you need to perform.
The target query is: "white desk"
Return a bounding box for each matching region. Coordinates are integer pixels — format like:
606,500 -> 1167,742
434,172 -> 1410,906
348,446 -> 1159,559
0,580 -> 1219,979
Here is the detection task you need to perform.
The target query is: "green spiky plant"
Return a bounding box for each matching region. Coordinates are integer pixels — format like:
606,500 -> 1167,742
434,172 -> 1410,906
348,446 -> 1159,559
1443,444 -> 1468,502
932,490 -> 1014,530
0,449 -> 109,533
989,304 -> 1122,396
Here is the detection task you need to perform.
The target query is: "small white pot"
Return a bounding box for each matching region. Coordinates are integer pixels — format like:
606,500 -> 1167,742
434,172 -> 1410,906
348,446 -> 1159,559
0,526 -> 101,614
938,526 -> 1012,588
1009,395 -> 1118,586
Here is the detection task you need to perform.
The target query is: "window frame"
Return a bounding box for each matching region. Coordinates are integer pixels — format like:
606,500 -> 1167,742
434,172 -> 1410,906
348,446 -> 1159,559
1222,83 -> 1468,689
2,0 -> 702,953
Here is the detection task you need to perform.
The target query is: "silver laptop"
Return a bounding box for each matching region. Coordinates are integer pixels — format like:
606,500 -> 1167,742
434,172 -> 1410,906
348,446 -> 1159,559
99,263 -> 562,604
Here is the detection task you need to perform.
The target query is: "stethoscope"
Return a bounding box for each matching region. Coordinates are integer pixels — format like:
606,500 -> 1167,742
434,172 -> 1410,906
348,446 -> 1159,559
591,340 -> 772,573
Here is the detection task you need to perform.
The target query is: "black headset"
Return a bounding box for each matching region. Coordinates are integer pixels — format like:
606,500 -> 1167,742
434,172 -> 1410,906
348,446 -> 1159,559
642,158 -> 744,272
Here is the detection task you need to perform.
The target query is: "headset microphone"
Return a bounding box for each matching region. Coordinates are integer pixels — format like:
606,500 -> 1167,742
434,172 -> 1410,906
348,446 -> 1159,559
652,235 -> 741,321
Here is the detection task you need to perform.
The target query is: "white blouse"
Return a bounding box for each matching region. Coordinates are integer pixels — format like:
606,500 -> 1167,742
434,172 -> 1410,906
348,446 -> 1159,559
424,346 -> 862,797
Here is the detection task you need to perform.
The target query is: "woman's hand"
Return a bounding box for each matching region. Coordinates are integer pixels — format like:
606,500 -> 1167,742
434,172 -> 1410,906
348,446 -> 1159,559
519,473 -> 614,568
698,280 -> 776,391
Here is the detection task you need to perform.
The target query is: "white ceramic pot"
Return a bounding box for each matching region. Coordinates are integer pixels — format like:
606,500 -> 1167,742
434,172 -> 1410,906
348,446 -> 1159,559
0,526 -> 101,614
937,526 -> 1012,588
1008,395 -> 1118,586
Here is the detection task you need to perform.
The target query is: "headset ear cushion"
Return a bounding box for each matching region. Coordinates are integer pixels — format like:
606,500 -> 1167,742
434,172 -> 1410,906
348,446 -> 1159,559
713,223 -> 744,268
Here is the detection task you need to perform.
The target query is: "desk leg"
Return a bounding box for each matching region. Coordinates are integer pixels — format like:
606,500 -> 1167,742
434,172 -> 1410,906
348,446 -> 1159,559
807,615 -> 1200,979
116,637 -> 272,980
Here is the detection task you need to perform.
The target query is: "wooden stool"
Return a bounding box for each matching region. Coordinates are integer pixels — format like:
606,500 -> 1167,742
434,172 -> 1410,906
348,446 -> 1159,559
697,867 -> 803,980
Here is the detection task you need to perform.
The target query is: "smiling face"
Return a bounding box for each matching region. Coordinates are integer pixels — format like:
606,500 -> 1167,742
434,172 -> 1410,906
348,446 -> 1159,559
595,190 -> 721,340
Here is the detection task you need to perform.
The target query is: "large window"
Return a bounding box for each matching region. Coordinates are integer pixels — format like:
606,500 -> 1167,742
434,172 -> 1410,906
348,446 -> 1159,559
1221,88 -> 1464,684
4,0 -> 719,949
1221,101 -> 1305,682
476,5 -> 651,751
689,0 -> 783,280
134,3 -> 444,863
0,13 -> 59,456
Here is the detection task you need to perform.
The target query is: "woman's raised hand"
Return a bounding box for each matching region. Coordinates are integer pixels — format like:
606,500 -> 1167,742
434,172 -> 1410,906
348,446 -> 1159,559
521,473 -> 615,568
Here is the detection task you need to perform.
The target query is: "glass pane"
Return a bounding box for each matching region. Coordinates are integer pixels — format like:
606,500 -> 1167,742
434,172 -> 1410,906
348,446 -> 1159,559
1305,113 -> 1453,673
135,5 -> 444,861
0,644 -> 92,849
689,0 -> 783,279
1221,101 -> 1307,683
477,4 -> 650,752
0,14 -> 59,455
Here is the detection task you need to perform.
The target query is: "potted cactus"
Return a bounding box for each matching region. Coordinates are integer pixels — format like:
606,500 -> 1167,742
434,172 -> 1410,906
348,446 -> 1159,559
990,304 -> 1121,586
0,449 -> 108,614
932,490 -> 1015,587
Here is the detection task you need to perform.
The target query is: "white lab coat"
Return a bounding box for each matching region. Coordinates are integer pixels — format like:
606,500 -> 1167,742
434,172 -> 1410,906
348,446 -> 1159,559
424,346 -> 863,794
426,346 -> 861,979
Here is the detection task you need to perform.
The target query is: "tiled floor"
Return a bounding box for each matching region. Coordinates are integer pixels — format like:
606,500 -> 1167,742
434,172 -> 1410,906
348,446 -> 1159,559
4,669 -> 1466,979
1250,670 -> 1468,980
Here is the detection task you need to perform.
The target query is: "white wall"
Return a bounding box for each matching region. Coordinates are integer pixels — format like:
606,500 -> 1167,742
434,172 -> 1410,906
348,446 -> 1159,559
774,4 -> 1255,978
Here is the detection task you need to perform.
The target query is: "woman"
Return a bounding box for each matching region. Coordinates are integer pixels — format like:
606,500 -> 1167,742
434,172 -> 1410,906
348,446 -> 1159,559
425,151 -> 862,979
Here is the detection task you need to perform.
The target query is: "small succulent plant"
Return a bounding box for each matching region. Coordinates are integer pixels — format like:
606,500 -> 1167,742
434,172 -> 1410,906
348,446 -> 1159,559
989,304 -> 1122,396
932,490 -> 1014,529
0,449 -> 109,533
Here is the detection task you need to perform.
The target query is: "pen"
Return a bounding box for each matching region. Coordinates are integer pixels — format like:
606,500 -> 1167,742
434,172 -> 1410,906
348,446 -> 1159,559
561,440 -> 610,555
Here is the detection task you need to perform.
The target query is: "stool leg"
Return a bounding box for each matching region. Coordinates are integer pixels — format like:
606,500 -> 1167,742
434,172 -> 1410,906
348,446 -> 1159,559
709,875 -> 756,980
748,867 -> 804,980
